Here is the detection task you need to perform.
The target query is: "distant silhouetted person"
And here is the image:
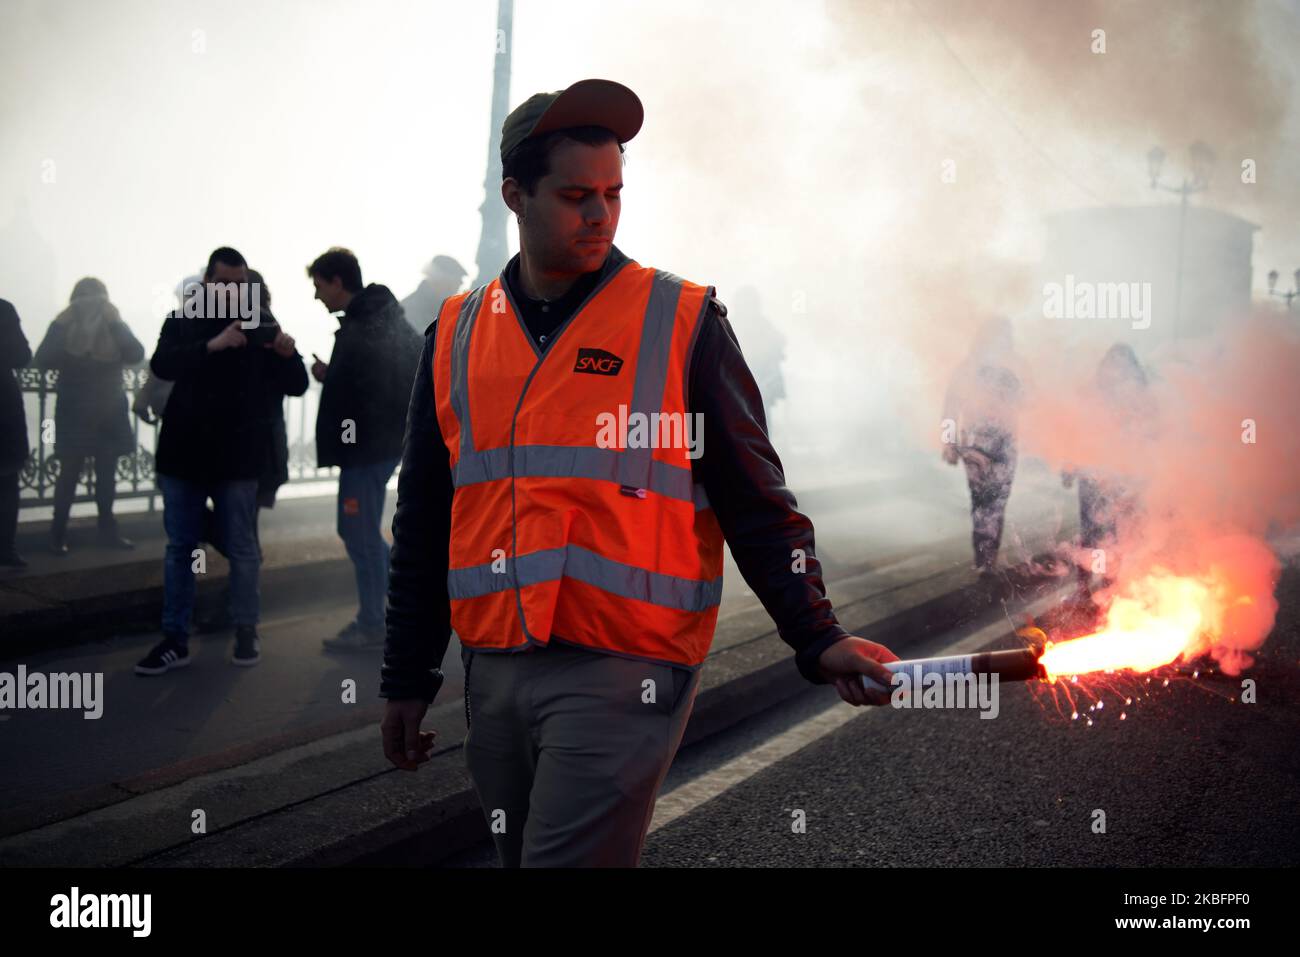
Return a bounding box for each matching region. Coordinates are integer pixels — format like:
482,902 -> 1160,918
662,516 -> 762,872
729,285 -> 787,428
35,278 -> 144,554
0,298 -> 31,568
309,247 -> 422,650
400,255 -> 467,334
942,317 -> 1026,578
135,247 -> 308,676
1062,343 -> 1155,600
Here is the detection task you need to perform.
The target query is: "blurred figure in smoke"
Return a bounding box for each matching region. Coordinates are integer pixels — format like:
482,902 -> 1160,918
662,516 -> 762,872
1062,343 -> 1155,602
942,317 -> 1026,579
35,278 -> 145,554
729,285 -> 786,427
0,298 -> 31,568
400,255 -> 467,335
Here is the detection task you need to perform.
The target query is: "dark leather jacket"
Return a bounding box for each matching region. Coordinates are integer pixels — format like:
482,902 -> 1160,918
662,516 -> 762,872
150,311 -> 308,483
380,247 -> 849,702
316,284 -> 423,469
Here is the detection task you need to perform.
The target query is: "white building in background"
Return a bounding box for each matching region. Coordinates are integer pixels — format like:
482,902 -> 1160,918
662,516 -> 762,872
1036,204 -> 1259,351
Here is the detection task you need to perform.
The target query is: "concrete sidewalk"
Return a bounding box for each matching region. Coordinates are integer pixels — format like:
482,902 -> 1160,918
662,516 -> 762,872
1,491 -> 376,656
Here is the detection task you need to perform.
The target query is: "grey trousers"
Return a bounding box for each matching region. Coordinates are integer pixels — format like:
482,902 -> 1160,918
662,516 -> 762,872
461,640 -> 701,867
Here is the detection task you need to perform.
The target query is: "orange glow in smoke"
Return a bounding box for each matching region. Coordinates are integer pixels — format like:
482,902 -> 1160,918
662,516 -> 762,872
1039,570 -> 1250,680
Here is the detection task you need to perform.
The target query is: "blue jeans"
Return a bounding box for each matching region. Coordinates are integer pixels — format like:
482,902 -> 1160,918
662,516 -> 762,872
337,458 -> 398,632
159,474 -> 260,641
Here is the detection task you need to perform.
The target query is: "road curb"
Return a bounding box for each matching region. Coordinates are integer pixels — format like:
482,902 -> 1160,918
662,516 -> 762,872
0,549 -> 356,659
140,566 -> 1066,868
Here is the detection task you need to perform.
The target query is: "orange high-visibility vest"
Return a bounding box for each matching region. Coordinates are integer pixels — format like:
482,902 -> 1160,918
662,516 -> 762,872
432,249 -> 725,668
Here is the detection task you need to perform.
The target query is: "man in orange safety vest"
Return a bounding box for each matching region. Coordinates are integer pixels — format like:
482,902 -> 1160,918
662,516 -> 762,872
380,78 -> 899,867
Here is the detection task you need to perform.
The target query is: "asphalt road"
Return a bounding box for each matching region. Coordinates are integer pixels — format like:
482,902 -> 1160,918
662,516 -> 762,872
447,563 -> 1300,868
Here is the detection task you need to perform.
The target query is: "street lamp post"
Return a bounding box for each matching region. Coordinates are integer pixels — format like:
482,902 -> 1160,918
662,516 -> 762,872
1147,142 -> 1213,341
472,0 -> 514,289
1266,268 -> 1300,310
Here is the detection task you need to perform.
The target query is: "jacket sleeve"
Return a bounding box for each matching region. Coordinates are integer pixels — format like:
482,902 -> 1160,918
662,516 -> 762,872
1,301 -> 32,369
150,314 -> 208,381
381,325 -> 453,702
317,328 -> 368,435
270,347 -> 309,398
690,300 -> 850,685
112,317 -> 146,366
323,327 -> 365,394
33,321 -> 65,369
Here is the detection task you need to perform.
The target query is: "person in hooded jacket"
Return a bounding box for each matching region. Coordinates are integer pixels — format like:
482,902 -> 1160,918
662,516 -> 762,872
35,278 -> 145,554
307,247 -> 422,650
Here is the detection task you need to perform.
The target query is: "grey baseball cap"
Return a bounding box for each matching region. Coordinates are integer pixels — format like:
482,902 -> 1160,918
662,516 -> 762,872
499,78 -> 644,164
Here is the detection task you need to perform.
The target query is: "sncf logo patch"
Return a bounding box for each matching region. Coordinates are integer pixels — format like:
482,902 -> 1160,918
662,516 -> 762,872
573,348 -> 624,376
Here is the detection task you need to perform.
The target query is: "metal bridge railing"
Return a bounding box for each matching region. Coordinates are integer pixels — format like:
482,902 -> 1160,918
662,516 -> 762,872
15,364 -> 336,513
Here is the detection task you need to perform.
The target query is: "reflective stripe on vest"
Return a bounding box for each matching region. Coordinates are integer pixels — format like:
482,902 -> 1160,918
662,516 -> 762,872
446,543 -> 723,612
447,266 -> 711,508
450,444 -> 711,509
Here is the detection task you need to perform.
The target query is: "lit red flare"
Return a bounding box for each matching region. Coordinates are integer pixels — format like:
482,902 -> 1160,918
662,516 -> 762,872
857,564 -> 1272,698
1035,568 -> 1254,681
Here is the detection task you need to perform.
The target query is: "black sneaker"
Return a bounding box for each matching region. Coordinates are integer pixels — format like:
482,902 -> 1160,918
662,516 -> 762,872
135,636 -> 191,675
232,625 -> 261,666
0,550 -> 27,569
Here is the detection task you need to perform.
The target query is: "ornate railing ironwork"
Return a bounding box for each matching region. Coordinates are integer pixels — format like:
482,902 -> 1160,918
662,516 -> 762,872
15,364 -> 336,511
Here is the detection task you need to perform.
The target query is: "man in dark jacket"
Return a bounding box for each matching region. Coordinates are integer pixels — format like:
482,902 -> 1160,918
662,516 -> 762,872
135,247 -> 309,675
193,269 -> 294,634
0,298 -> 31,567
308,247 -> 422,650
